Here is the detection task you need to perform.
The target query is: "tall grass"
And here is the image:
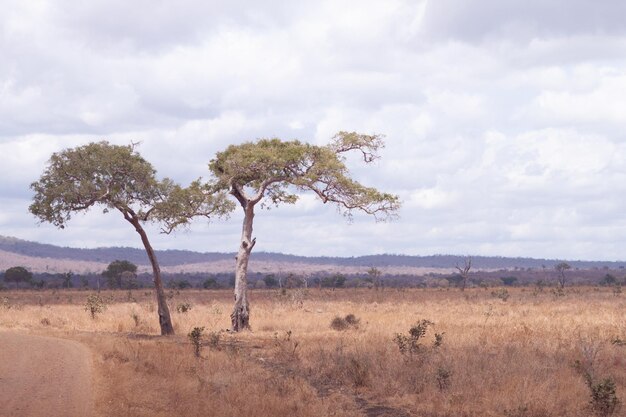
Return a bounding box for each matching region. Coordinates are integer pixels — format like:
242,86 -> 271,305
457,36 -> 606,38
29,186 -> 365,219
1,287 -> 624,416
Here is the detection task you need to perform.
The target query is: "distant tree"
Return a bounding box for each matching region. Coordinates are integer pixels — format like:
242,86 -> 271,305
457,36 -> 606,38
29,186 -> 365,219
4,266 -> 33,289
600,274 -> 617,286
263,274 -> 278,288
203,277 -> 219,289
209,132 -> 400,331
367,267 -> 382,291
555,262 -> 571,289
168,279 -> 192,289
445,274 -> 464,288
455,257 -> 472,291
103,260 -> 138,289
30,141 -> 233,335
61,272 -> 73,289
500,276 -> 518,286
321,274 -> 347,289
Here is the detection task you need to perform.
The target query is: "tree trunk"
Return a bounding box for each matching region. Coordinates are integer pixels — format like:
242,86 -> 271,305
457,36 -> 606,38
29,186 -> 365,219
231,204 -> 255,331
132,219 -> 174,335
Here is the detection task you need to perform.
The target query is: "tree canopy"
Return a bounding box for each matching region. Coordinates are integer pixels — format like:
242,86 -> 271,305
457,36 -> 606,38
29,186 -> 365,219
103,260 -> 138,289
209,132 -> 400,220
4,266 -> 33,288
30,141 -> 233,335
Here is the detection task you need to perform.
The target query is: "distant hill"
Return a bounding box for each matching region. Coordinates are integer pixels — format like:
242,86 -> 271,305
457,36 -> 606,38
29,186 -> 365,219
0,235 -> 625,274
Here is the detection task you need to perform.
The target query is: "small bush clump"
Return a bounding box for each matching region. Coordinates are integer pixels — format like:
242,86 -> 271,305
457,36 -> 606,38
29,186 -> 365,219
586,377 -> 620,417
491,288 -> 510,302
394,319 -> 435,356
188,326 -> 205,357
330,313 -> 360,331
176,302 -> 192,313
84,294 -> 107,319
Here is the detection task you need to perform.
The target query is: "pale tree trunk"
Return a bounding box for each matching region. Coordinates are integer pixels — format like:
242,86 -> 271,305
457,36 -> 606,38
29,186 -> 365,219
132,219 -> 174,335
231,203 -> 255,331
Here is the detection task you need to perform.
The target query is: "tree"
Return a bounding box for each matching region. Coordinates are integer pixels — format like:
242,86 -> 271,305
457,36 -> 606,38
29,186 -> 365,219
455,257 -> 472,291
30,141 -> 232,335
367,267 -> 382,291
209,132 -> 400,331
61,272 -> 73,289
555,262 -> 571,289
4,266 -> 33,289
103,260 -> 138,289
500,276 -> 518,286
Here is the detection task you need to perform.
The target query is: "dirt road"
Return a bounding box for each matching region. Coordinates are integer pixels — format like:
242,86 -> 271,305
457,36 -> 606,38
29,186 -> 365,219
0,331 -> 93,417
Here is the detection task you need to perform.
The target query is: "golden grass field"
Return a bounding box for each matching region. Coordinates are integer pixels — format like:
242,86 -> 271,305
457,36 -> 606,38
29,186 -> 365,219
1,287 -> 625,417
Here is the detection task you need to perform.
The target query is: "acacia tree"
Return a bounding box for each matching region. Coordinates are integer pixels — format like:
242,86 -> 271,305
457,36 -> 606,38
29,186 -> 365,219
555,262 -> 571,289
30,141 -> 232,335
4,266 -> 33,289
103,260 -> 137,289
455,257 -> 472,291
209,132 -> 400,331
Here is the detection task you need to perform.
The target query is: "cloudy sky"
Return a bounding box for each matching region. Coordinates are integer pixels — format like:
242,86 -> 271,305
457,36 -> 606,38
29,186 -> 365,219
2,0 -> 626,260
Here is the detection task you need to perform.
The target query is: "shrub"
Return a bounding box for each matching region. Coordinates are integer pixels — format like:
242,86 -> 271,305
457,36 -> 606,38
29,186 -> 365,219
188,327 -> 205,357
84,294 -> 107,319
176,302 -> 192,313
394,319 -> 434,356
330,314 -> 360,331
208,331 -> 221,349
491,288 -> 510,301
436,366 -> 452,391
588,378 -> 620,417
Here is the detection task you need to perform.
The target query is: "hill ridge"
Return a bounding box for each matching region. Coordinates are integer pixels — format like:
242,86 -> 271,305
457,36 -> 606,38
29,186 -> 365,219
1,235 -> 624,270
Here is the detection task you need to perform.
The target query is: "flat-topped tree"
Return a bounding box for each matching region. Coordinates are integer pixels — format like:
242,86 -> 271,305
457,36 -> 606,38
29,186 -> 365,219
209,131 -> 401,331
30,141 -> 232,335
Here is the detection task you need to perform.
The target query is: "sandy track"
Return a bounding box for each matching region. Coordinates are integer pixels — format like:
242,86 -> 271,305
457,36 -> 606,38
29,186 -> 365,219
0,331 -> 93,417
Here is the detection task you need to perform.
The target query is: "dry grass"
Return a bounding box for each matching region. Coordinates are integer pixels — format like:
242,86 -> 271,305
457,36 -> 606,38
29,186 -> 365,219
1,287 -> 625,417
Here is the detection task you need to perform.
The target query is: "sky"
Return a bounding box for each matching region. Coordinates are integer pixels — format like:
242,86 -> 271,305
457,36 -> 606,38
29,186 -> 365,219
2,0 -> 626,260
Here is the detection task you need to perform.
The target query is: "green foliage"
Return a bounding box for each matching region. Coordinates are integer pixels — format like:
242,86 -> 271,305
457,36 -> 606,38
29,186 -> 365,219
208,132 -> 400,220
4,266 -> 33,288
30,141 -> 232,244
84,294 -> 107,319
188,327 -> 205,357
103,260 -> 137,289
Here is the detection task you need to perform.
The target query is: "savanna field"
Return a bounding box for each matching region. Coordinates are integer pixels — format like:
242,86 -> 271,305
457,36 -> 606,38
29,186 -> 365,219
1,287 -> 624,417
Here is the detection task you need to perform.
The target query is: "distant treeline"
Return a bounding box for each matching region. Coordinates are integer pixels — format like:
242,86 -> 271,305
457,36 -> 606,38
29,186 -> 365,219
2,235 -> 626,270
1,268 -> 624,291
